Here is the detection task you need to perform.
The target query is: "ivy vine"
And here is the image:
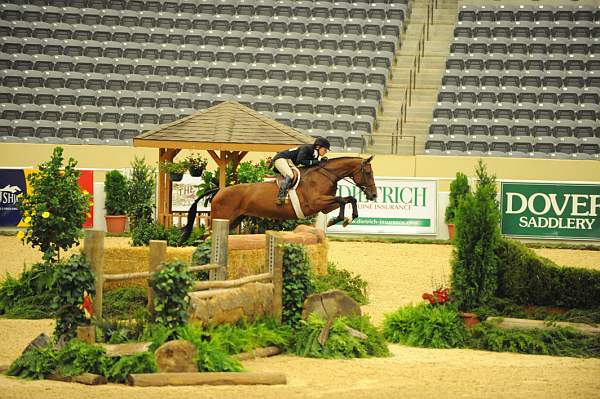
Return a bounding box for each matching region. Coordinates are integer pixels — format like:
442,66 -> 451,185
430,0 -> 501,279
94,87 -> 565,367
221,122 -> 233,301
148,260 -> 193,329
282,244 -> 314,328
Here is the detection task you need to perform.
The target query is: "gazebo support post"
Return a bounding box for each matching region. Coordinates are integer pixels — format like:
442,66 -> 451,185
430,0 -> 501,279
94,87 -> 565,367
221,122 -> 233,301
158,148 -> 180,227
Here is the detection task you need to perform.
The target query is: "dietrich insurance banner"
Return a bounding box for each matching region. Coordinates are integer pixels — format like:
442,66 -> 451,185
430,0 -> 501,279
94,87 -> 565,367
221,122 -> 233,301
501,182 -> 600,240
326,178 -> 437,235
0,169 -> 94,228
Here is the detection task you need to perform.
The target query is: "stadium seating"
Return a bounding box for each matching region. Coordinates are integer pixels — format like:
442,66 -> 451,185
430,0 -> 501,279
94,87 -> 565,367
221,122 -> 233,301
426,4 -> 600,160
0,0 -> 410,147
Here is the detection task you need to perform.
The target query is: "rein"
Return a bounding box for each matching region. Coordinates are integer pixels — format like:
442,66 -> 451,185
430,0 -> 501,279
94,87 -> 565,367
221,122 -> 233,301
316,161 -> 370,194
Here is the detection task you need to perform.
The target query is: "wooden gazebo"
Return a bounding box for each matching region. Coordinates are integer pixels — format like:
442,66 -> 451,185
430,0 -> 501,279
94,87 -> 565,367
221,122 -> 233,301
133,101 -> 314,226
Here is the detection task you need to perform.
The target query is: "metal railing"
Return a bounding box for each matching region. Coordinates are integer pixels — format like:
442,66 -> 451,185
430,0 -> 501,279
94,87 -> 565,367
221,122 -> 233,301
362,133 -> 416,156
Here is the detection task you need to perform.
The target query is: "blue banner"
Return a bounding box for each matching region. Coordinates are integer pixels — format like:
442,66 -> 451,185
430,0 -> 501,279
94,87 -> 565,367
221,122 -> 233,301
0,169 -> 27,227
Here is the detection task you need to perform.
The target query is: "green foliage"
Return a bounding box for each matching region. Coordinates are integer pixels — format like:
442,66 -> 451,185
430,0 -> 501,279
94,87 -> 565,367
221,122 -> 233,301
445,172 -> 470,224
149,260 -> 193,329
55,340 -> 106,377
451,161 -> 500,310
130,220 -> 206,247
174,323 -> 243,372
205,318 -> 291,355
126,157 -> 156,229
161,160 -> 188,174
0,262 -> 55,318
382,303 -> 468,349
312,262 -> 369,305
104,170 -> 128,215
282,244 -> 314,328
470,323 -> 600,358
495,238 -> 600,309
293,314 -> 389,359
17,146 -> 90,262
7,346 -> 58,379
102,286 -> 147,320
51,254 -> 96,340
101,353 -> 157,383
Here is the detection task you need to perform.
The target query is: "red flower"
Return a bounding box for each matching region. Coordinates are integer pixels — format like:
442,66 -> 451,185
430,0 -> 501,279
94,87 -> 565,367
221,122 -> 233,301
422,288 -> 449,305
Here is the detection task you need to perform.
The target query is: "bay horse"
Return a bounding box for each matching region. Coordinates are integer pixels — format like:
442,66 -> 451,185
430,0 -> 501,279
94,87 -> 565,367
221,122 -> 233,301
182,156 -> 377,236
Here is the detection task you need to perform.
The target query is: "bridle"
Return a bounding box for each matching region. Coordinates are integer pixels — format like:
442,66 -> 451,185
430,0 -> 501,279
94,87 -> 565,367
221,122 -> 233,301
317,160 -> 373,197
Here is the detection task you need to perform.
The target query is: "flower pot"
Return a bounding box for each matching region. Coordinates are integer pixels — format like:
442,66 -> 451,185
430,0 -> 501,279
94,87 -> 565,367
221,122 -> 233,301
188,166 -> 205,177
460,312 -> 480,329
447,223 -> 455,240
105,215 -> 127,233
169,172 -> 184,182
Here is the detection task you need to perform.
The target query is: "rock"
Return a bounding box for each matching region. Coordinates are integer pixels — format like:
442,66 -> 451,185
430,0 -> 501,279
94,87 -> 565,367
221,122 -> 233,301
301,289 -> 362,321
154,340 -> 198,373
21,333 -> 51,355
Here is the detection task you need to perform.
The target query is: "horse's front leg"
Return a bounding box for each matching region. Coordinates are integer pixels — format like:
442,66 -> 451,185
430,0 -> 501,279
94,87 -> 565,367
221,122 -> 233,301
341,196 -> 358,227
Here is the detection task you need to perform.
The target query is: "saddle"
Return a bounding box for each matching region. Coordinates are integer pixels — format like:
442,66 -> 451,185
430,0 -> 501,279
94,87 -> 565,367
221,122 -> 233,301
272,167 -> 301,190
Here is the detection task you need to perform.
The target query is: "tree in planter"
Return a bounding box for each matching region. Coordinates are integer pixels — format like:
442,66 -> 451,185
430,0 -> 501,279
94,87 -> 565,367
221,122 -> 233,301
126,157 -> 155,230
445,172 -> 470,239
104,170 -> 128,233
17,147 -> 91,262
451,160 -> 500,311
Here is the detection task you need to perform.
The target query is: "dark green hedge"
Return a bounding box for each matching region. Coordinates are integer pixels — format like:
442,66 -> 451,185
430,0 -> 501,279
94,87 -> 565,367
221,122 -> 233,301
495,238 -> 600,309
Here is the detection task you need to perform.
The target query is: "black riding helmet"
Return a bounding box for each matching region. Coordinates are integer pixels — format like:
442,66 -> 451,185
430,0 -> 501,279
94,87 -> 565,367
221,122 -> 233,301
313,137 -> 330,149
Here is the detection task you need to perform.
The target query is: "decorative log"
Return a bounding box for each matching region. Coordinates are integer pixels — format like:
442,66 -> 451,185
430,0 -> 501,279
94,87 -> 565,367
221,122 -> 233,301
189,263 -> 219,273
487,317 -> 600,336
231,346 -> 282,361
100,342 -> 152,357
210,219 -> 229,280
104,270 -> 152,281
76,326 -> 96,344
128,372 -> 287,387
192,272 -> 272,291
73,373 -> 108,385
47,373 -> 72,382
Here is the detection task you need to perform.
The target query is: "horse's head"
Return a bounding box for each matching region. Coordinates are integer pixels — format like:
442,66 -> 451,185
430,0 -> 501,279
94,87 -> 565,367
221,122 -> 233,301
352,155 -> 377,201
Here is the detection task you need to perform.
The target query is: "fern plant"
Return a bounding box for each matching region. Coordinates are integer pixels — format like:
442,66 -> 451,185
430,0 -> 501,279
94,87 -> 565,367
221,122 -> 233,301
383,303 -> 468,349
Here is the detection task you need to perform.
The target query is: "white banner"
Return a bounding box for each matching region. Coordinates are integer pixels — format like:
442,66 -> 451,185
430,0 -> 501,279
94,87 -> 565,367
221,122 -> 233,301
326,177 -> 438,235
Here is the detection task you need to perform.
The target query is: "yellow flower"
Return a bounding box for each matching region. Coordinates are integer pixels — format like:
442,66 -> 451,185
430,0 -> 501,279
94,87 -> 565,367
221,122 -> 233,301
42,211 -> 50,219
86,213 -> 91,218
24,216 -> 31,224
89,202 -> 94,207
82,190 -> 89,195
31,210 -> 36,216
16,231 -> 24,239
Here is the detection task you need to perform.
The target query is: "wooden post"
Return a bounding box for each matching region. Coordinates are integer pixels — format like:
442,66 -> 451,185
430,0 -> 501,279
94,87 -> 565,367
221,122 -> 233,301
84,230 -> 104,319
266,231 -> 284,323
147,240 -> 167,315
210,219 -> 229,280
76,326 -> 96,344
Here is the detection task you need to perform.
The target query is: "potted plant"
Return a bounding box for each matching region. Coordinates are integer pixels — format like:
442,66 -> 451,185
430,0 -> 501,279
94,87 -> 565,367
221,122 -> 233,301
445,172 -> 470,240
186,153 -> 208,177
104,170 -> 128,233
126,156 -> 155,231
161,160 -> 188,182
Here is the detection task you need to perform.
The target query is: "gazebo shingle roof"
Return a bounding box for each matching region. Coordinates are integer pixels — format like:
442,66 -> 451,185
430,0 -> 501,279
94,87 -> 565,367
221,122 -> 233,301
133,101 -> 314,152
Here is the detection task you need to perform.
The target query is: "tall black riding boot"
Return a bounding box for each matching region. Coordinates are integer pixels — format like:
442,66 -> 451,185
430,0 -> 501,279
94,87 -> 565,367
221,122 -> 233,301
276,176 -> 292,205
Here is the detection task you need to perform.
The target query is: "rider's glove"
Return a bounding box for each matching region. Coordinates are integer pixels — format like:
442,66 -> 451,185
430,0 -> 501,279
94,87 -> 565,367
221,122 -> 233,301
320,157 -> 328,164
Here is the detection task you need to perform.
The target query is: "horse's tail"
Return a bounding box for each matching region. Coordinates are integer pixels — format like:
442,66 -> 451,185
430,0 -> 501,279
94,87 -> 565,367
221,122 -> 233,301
181,188 -> 219,242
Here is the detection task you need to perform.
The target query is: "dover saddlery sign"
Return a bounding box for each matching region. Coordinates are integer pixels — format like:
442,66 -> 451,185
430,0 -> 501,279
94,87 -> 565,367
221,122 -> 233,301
501,182 -> 600,240
326,178 -> 437,235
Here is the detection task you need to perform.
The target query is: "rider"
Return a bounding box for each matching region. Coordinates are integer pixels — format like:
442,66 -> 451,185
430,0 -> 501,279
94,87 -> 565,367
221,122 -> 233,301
271,137 -> 330,205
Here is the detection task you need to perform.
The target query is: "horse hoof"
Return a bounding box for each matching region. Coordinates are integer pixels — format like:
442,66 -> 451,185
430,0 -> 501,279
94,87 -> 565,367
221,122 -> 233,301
342,217 -> 352,227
